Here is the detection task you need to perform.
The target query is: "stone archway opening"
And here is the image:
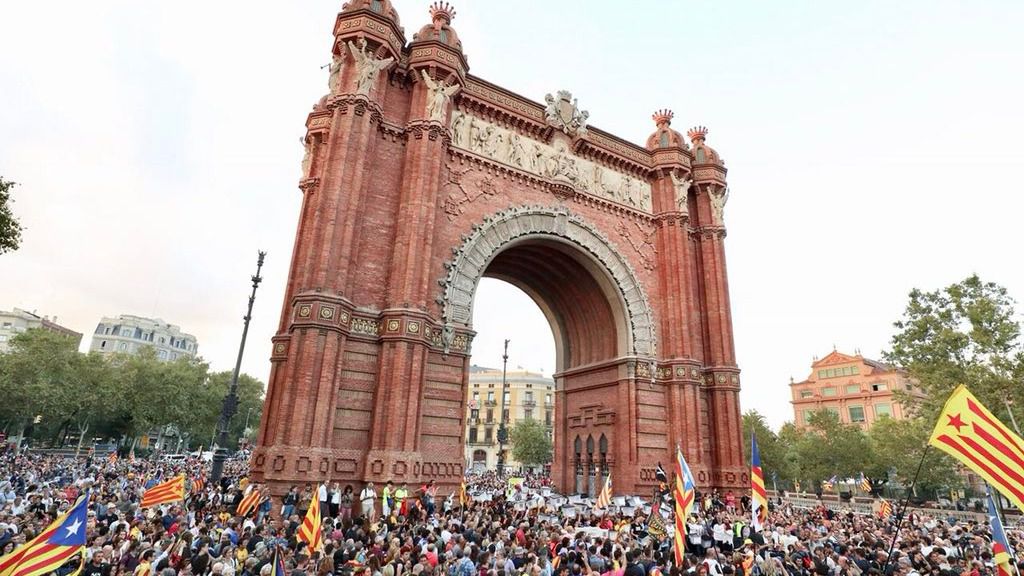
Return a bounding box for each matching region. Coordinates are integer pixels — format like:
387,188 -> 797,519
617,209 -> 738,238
449,207 -> 653,494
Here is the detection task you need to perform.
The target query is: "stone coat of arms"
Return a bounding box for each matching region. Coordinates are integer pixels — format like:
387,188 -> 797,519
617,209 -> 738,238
544,90 -> 589,137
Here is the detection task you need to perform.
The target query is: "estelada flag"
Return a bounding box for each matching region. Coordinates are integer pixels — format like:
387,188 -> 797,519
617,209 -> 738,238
750,434 -> 768,532
986,492 -> 1015,576
269,546 -> 286,576
672,445 -> 696,567
297,488 -> 323,552
878,498 -> 893,519
928,384 -> 1024,513
140,475 -> 185,508
0,492 -> 89,576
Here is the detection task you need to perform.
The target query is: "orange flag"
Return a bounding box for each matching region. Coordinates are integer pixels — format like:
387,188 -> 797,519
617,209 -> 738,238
929,385 -> 1024,513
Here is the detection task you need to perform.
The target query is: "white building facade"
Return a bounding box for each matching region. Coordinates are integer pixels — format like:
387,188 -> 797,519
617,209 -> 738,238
0,308 -> 82,353
89,314 -> 198,361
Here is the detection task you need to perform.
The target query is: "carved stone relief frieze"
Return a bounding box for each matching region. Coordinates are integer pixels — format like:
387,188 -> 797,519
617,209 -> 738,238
448,110 -> 652,212
615,220 -> 657,271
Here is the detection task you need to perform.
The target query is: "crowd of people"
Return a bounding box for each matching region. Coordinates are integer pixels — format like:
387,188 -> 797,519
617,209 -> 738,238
0,449 -> 1020,576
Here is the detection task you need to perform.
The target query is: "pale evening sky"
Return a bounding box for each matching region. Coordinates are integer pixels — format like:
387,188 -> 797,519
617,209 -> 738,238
1,1 -> 1022,429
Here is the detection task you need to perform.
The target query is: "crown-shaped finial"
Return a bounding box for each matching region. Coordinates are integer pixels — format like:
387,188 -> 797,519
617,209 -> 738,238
688,125 -> 708,143
652,109 -> 674,127
430,2 -> 455,26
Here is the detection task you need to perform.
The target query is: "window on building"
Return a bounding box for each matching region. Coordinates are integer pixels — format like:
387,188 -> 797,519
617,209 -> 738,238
799,390 -> 813,398
821,387 -> 837,397
503,391 -> 510,404
851,366 -> 860,374
875,403 -> 892,418
484,427 -> 493,442
546,394 -> 552,406
470,409 -> 479,420
486,409 -> 493,423
1,322 -> 11,329
121,329 -> 131,337
802,409 -> 813,424
524,409 -> 533,421
100,340 -> 107,349
94,324 -> 104,334
845,384 -> 860,395
487,391 -> 494,402
525,391 -> 533,403
817,369 -> 826,379
159,350 -> 168,359
545,410 -> 552,426
159,337 -> 165,344
472,392 -> 479,404
0,335 -> 7,343
118,342 -> 128,351
826,406 -> 840,416
104,327 -> 111,334
849,405 -> 866,423
871,382 -> 888,392
468,427 -> 478,443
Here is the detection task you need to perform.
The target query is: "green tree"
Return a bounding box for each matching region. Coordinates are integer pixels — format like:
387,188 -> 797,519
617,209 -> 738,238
884,275 -> 1024,424
187,371 -> 265,449
742,410 -> 794,487
0,329 -> 81,448
789,410 -> 874,490
509,418 -> 552,467
0,177 -> 23,255
868,416 -> 959,497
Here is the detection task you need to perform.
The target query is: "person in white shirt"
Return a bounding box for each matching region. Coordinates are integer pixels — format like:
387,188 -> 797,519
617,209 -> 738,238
317,484 -> 329,518
360,482 -> 378,522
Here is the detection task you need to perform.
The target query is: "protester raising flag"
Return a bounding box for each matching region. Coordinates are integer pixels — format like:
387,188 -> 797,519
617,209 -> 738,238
750,434 -> 768,532
297,487 -> 323,552
878,498 -> 893,519
140,475 -> 185,508
987,493 -> 1015,576
858,473 -> 872,492
928,384 -> 1024,513
191,475 -> 206,496
236,486 -> 264,517
0,492 -> 89,576
458,481 -> 468,508
673,445 -> 696,567
594,474 -> 612,510
822,475 -> 837,492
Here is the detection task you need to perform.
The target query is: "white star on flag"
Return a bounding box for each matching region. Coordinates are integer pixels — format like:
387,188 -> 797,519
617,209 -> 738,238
64,518 -> 82,538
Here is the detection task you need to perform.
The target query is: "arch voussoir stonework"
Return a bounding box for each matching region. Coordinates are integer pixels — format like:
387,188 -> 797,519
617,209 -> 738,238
438,205 -> 657,357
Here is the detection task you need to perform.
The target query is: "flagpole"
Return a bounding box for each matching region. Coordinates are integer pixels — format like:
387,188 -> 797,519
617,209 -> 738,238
882,445 -> 930,575
987,482 -> 1022,576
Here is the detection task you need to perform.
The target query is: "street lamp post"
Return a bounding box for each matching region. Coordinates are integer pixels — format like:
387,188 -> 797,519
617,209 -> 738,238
210,251 -> 266,484
496,339 -> 509,476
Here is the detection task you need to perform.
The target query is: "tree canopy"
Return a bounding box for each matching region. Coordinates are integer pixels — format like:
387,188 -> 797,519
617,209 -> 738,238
0,177 -> 23,255
509,418 -> 552,467
0,328 -> 264,452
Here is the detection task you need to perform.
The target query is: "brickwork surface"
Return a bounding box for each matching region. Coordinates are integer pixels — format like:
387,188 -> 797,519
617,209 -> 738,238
253,1 -> 746,497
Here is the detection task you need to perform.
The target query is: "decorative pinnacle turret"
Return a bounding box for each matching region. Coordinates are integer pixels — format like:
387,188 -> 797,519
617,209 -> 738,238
430,2 -> 455,27
652,109 -> 674,127
688,125 -> 708,144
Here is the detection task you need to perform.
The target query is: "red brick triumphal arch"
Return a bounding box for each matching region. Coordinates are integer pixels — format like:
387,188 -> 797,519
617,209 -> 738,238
253,0 -> 747,497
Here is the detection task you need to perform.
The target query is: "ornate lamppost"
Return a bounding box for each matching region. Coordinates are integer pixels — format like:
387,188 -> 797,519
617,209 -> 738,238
496,339 -> 509,475
210,251 -> 266,483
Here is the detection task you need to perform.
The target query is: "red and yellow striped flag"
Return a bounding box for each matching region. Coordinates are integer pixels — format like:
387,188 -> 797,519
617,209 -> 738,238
928,385 -> 1024,513
0,493 -> 89,576
236,487 -> 263,518
750,435 -> 768,532
594,474 -> 612,510
140,475 -> 185,509
673,445 -> 696,567
458,481 -> 468,508
297,487 -> 323,552
878,498 -> 893,519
